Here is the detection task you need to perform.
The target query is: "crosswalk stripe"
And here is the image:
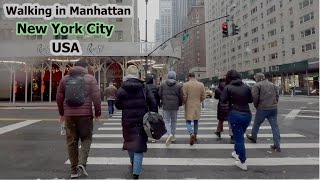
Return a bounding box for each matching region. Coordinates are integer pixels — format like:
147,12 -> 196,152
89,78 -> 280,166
66,157 -> 318,166
98,126 -> 272,131
107,118 -> 218,121
102,122 -> 254,126
93,134 -> 305,138
90,143 -> 319,149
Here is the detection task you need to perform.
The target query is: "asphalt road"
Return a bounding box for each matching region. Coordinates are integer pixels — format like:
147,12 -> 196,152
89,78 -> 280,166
0,96 -> 318,179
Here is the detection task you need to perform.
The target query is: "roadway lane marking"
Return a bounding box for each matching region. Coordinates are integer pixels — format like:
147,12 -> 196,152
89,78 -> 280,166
0,120 -> 41,134
98,126 -> 272,131
285,109 -> 301,119
283,115 -> 319,119
90,143 -> 319,149
66,157 -> 319,166
108,118 -> 218,121
93,134 -> 305,138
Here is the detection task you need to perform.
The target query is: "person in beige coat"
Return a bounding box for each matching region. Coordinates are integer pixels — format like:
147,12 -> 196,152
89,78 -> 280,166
182,72 -> 206,145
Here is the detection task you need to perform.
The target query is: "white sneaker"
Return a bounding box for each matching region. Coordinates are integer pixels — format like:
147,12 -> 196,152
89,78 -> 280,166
231,151 -> 240,161
171,136 -> 176,142
235,161 -> 247,171
77,164 -> 88,176
165,134 -> 174,146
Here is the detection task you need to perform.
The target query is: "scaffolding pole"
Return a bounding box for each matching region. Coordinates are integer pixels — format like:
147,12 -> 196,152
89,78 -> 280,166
13,71 -> 16,103
49,61 -> 52,103
30,64 -> 33,102
25,65 -> 28,103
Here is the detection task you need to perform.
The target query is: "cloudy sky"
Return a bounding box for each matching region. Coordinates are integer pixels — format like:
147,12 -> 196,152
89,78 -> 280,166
137,0 -> 159,42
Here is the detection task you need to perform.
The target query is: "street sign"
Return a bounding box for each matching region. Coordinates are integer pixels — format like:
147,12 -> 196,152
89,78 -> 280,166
182,33 -> 190,42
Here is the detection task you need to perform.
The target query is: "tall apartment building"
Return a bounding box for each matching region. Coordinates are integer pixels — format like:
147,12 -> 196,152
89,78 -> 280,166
159,0 -> 173,42
205,0 -> 319,94
178,0 -> 206,81
174,0 -> 206,81
172,0 -> 188,35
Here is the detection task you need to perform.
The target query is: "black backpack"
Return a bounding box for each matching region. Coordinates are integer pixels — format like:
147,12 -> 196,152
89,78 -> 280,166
65,75 -> 86,107
142,86 -> 167,140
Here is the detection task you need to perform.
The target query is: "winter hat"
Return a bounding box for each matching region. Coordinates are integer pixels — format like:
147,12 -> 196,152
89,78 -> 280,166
74,59 -> 88,68
126,65 -> 139,77
167,71 -> 176,80
254,73 -> 265,82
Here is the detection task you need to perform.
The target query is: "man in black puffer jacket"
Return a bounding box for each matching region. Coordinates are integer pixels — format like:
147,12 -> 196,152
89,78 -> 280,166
159,71 -> 183,146
145,74 -> 160,112
115,65 -> 157,179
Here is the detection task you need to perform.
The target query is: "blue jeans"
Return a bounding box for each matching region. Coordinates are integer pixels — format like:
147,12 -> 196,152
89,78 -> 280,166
128,151 -> 144,175
107,100 -> 115,114
163,110 -> 178,135
251,109 -> 280,147
186,120 -> 199,135
229,111 -> 252,163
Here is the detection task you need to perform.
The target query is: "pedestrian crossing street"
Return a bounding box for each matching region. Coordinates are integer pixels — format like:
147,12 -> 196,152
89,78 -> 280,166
65,109 -> 319,179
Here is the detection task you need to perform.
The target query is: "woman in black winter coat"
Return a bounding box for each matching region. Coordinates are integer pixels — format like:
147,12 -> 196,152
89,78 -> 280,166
214,77 -> 233,143
115,65 -> 157,179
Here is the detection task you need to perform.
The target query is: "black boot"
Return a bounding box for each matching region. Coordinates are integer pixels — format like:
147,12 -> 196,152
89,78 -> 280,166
214,132 -> 221,138
133,174 -> 139,179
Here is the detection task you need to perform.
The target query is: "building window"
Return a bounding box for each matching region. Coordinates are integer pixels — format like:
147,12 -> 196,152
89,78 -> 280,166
116,18 -> 123,22
252,47 -> 259,53
262,34 -> 265,40
269,53 -> 278,61
244,41 -> 249,47
268,29 -> 277,37
301,27 -> 316,38
251,17 -> 258,24
261,2 -> 263,8
243,13 -> 248,21
292,48 -> 295,55
267,5 -> 276,15
252,27 -> 259,34
251,6 -> 257,15
116,0 -> 123,3
290,21 -> 294,28
300,12 -> 314,24
280,25 -> 284,32
289,7 -> 293,15
267,17 -> 276,25
280,0 -> 283,8
282,50 -> 285,57
291,34 -> 294,41
302,42 -> 316,52
252,37 -> 259,44
244,32 -> 248,37
282,38 -> 285,44
268,40 -> 277,48
299,0 -> 313,9
261,13 -> 264,19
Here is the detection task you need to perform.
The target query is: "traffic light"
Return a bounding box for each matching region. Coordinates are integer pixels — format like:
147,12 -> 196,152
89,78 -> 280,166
221,23 -> 228,38
232,23 -> 240,35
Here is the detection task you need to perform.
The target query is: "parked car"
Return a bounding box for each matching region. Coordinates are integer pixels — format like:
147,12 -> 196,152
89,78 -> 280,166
242,79 -> 256,89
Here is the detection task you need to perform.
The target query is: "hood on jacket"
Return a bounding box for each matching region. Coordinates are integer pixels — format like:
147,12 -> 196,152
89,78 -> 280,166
230,79 -> 243,86
145,74 -> 154,84
122,78 -> 144,92
68,66 -> 88,76
166,79 -> 177,86
167,71 -> 176,80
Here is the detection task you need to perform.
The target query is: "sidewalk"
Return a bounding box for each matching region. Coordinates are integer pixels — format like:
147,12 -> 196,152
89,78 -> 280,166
280,95 -> 319,98
0,101 -> 109,107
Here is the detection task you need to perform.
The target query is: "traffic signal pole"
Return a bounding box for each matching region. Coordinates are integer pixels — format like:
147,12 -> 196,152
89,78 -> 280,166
147,15 -> 229,57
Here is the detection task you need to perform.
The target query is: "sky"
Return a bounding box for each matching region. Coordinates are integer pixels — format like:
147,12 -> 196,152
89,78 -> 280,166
138,0 -> 159,42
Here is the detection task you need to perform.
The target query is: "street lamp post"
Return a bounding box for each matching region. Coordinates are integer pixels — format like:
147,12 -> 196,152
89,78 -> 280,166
144,0 -> 148,79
